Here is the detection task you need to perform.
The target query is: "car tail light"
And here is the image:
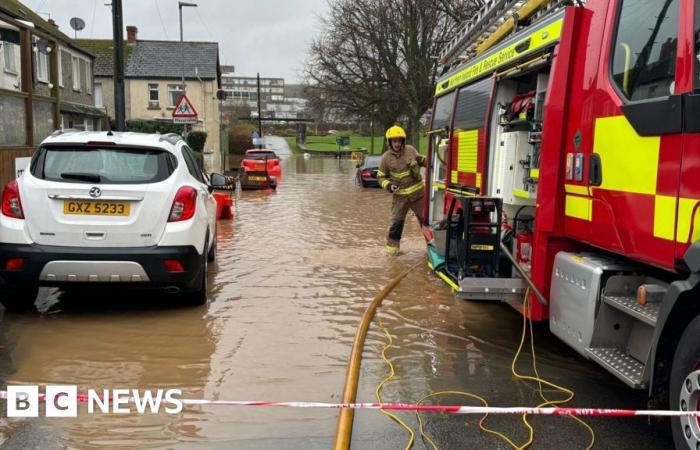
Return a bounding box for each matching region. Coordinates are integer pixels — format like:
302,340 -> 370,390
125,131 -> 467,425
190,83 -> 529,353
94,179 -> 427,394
164,259 -> 185,273
361,169 -> 372,178
168,186 -> 197,222
4,258 -> 24,272
2,180 -> 24,219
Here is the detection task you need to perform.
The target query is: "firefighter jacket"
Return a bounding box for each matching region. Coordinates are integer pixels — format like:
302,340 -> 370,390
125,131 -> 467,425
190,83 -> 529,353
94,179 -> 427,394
377,145 -> 427,200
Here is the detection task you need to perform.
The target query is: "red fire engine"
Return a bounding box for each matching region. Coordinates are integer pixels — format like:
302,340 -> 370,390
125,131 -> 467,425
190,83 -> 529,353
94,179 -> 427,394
424,0 -> 700,448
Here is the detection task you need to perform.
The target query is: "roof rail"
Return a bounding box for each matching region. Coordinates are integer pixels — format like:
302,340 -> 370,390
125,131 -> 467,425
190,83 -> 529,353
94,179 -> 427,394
159,133 -> 184,145
50,128 -> 80,137
440,0 -> 576,67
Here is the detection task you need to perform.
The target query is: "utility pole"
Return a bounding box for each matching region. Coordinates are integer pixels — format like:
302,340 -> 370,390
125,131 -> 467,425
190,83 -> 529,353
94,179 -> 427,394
178,2 -> 197,137
257,73 -> 263,148
111,0 -> 125,131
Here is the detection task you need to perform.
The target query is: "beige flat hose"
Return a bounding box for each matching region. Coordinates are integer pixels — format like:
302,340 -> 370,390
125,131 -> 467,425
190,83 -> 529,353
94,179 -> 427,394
333,262 -> 420,450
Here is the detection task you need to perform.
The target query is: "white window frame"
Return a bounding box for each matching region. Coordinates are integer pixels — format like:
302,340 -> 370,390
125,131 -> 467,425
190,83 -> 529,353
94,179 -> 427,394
57,50 -> 63,87
148,83 -> 160,107
167,84 -> 184,108
72,55 -> 80,91
35,45 -> 48,83
94,82 -> 103,107
85,60 -> 92,94
3,43 -> 16,73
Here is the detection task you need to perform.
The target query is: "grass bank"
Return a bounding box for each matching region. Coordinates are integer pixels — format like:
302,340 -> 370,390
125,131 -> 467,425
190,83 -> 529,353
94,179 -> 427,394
285,135 -> 429,155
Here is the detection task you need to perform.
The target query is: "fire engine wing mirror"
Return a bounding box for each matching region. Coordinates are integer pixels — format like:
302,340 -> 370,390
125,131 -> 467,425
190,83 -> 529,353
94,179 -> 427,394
589,154 -> 603,187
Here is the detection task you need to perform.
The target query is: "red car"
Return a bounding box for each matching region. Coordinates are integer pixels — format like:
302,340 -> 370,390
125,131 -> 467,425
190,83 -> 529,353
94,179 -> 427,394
239,149 -> 281,190
241,150 -> 281,176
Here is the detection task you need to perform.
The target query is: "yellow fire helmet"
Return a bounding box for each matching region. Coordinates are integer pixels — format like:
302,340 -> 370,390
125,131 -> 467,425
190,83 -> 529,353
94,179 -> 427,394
385,125 -> 407,141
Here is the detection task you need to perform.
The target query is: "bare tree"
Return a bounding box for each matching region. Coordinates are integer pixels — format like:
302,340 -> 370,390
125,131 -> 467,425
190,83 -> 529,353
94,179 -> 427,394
304,0 -> 477,149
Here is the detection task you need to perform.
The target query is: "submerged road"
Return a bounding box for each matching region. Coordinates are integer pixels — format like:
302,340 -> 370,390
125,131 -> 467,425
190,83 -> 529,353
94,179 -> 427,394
0,155 -> 673,449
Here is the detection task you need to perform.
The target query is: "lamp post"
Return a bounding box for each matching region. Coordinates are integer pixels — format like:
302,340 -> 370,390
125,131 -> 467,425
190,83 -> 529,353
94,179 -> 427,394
178,1 -> 197,96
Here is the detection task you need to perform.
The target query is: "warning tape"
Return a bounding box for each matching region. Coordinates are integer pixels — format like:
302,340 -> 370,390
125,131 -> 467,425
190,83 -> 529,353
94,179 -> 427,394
1,392 -> 697,418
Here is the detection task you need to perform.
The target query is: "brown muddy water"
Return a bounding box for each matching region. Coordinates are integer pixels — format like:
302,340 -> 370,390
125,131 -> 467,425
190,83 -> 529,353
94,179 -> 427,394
0,156 -> 673,449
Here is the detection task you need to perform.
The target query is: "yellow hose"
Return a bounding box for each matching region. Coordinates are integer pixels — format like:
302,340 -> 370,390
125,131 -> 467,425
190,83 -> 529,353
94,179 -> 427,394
333,262 -> 420,450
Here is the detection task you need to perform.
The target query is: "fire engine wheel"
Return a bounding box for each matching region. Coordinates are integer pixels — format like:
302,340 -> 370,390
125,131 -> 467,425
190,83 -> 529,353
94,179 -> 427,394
671,315 -> 700,450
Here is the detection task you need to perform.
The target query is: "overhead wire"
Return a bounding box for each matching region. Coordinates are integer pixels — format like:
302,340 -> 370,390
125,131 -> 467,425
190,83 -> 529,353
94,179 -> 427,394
154,0 -> 169,40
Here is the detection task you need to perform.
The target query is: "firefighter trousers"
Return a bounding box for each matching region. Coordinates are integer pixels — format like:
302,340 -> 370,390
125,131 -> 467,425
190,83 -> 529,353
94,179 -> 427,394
386,195 -> 424,248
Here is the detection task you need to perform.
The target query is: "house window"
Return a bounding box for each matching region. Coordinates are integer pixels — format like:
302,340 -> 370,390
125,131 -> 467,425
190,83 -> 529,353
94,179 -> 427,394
72,55 -> 80,90
168,84 -> 184,108
4,43 -> 16,73
85,60 -> 92,94
94,82 -> 103,107
149,83 -> 159,107
0,94 -> 26,145
34,42 -> 49,83
58,49 -> 66,87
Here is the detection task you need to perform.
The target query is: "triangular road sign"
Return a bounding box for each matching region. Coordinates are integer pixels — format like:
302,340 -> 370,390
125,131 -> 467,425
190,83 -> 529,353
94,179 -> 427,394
172,94 -> 198,118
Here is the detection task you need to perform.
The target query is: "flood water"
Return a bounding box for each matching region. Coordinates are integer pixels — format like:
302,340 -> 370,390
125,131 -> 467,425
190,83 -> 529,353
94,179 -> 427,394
0,155 -> 673,449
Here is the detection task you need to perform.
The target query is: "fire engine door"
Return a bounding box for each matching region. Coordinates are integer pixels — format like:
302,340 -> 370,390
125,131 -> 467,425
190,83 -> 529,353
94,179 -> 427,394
589,0 -> 684,269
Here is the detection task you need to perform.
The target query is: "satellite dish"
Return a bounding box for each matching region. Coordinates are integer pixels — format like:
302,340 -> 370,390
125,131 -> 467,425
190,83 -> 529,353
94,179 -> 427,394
69,17 -> 85,32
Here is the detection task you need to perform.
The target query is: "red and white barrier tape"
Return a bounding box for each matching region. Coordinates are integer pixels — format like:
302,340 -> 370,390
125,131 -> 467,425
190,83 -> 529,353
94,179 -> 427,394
1,391 -> 698,418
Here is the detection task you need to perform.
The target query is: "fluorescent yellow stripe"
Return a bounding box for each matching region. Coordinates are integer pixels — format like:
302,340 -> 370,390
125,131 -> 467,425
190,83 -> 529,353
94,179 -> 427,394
565,195 -> 592,221
594,116 -> 660,196
476,173 -> 482,189
437,271 -> 459,291
457,130 -> 479,173
376,170 -> 385,177
435,17 -> 563,95
513,189 -> 531,199
432,181 -> 446,190
654,195 -> 677,241
380,180 -> 391,189
390,170 -> 411,179
451,170 -> 458,184
677,198 -> 700,244
427,262 -> 434,270
565,184 -> 589,196
530,169 -> 540,179
396,182 -> 424,196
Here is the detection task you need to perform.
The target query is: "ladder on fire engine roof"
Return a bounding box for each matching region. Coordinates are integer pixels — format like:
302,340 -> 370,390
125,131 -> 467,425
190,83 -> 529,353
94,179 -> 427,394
439,0 -> 583,68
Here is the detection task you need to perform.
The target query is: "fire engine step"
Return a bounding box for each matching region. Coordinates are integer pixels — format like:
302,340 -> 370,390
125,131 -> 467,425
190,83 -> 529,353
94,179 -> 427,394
584,347 -> 646,389
602,295 -> 660,327
456,277 -> 525,303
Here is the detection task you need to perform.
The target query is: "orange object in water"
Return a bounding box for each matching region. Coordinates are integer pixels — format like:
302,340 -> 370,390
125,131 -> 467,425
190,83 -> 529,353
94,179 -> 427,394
213,192 -> 234,220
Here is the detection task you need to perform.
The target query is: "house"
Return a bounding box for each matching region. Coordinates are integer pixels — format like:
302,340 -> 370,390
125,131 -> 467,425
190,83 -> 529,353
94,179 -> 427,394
0,0 -> 105,185
78,27 -> 222,170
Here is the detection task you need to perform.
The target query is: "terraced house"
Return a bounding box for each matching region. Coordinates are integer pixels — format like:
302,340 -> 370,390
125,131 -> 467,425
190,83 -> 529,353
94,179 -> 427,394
78,27 -> 222,170
0,0 -> 105,185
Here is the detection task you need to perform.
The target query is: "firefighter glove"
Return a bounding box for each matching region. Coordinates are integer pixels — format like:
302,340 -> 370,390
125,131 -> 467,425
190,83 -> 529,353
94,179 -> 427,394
388,183 -> 399,193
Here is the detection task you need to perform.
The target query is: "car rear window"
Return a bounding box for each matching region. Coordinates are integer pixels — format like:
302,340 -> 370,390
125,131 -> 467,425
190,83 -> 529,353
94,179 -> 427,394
33,145 -> 178,184
364,156 -> 381,167
246,151 -> 278,160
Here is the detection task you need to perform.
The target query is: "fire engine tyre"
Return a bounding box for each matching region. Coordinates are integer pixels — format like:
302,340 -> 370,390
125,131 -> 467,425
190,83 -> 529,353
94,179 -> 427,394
670,314 -> 700,450
0,286 -> 39,312
182,240 -> 208,306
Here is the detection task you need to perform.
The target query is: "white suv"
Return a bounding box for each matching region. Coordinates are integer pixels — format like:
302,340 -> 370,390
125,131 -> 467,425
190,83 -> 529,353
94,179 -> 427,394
0,131 -> 225,311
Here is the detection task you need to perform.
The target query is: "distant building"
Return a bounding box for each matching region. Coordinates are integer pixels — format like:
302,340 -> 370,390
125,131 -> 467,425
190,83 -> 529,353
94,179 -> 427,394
78,26 -> 222,162
221,68 -> 309,121
0,0 -> 106,185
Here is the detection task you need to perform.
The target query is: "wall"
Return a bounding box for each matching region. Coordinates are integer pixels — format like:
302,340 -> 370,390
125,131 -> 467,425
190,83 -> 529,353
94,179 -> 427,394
129,78 -> 221,158
58,47 -> 94,106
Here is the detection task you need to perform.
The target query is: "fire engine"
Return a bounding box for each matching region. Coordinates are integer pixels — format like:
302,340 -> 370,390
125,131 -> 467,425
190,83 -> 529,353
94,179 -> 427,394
423,0 -> 700,447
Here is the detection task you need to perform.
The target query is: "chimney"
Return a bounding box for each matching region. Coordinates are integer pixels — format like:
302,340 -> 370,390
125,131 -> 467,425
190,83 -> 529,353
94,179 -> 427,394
126,26 -> 138,44
48,18 -> 58,28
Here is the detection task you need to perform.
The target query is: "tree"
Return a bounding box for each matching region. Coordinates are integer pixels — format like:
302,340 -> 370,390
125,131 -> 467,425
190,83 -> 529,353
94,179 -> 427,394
304,0 -> 477,149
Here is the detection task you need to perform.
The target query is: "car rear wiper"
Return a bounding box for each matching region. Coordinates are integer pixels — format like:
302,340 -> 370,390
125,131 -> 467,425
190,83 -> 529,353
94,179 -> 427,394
60,172 -> 102,182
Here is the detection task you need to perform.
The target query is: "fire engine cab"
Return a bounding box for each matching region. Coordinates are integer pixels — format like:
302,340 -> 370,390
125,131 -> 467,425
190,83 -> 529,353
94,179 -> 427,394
424,0 -> 700,447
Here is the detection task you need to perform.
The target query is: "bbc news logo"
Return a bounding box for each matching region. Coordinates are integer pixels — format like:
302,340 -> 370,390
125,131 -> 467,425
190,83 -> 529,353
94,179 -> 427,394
5,386 -> 183,417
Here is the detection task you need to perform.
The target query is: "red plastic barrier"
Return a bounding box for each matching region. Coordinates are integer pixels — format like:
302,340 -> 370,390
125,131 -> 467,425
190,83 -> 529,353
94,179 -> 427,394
213,192 -> 234,220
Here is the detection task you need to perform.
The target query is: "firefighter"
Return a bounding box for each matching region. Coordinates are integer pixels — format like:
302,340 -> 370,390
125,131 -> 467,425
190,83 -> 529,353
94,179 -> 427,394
377,125 -> 426,255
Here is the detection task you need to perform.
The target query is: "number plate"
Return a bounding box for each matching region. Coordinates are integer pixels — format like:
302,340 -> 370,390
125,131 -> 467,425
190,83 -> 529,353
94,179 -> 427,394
63,201 -> 130,216
248,176 -> 267,182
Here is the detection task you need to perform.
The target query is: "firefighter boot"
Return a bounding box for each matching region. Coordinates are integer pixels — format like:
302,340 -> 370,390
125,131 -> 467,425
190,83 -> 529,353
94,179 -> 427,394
386,219 -> 405,256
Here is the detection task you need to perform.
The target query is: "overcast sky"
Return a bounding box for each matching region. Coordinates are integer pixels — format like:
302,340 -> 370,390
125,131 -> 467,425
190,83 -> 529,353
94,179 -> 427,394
31,0 -> 328,83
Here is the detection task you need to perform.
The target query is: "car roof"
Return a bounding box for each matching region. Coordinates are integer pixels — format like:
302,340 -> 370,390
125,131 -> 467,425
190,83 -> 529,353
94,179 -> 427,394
40,130 -> 184,152
245,149 -> 277,154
